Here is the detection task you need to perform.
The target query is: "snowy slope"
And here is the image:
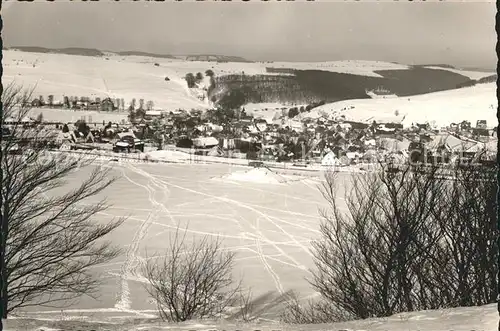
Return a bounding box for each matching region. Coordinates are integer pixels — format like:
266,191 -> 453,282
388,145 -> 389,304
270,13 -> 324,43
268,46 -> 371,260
4,49 -> 492,114
423,65 -> 493,80
308,82 -> 497,128
3,50 -> 209,111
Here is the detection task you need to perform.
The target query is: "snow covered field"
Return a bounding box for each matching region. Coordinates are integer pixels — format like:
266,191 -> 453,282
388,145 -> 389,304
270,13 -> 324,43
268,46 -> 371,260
307,82 -> 497,128
16,161 -> 350,320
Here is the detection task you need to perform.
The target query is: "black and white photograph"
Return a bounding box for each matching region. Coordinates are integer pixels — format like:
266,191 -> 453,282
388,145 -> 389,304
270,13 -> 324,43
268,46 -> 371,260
0,1 -> 498,330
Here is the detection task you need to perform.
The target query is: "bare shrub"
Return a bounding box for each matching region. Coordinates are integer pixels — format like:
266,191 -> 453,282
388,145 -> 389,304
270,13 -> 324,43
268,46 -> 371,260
428,163 -> 497,306
280,291 -> 338,324
302,163 -> 497,322
144,227 -> 240,322
231,289 -> 256,322
1,83 -> 124,317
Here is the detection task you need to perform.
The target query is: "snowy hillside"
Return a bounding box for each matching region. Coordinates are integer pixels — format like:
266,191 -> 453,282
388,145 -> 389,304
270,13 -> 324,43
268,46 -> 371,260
307,82 -> 497,128
4,49 -> 493,113
423,65 -> 493,80
3,50 -> 210,110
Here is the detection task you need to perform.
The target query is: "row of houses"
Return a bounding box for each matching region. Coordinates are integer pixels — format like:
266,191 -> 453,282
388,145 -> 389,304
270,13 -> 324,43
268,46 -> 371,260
133,106 -> 497,165
3,99 -> 497,168
31,96 -> 118,112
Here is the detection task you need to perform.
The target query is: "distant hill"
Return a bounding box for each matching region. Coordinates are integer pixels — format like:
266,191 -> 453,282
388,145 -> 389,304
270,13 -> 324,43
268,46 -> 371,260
460,66 -> 496,72
456,73 -> 497,89
10,46 -> 105,57
10,46 -> 179,59
7,46 -> 251,63
412,64 -> 456,70
183,54 -> 252,63
112,50 -> 177,59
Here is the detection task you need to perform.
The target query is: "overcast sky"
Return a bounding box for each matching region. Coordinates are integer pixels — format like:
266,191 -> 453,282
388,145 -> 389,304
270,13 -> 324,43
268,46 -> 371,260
3,1 -> 496,69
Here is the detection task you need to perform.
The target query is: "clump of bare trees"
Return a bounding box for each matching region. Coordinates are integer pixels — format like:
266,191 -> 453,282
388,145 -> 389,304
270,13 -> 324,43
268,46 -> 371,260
283,162 -> 497,323
0,84 -> 124,317
143,227 -> 240,322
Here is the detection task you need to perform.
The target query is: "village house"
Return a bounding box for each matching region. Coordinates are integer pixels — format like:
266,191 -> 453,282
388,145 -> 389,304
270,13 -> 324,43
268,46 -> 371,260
459,121 -> 472,132
254,119 -> 268,132
50,99 -> 64,108
476,120 -> 487,129
145,110 -> 164,121
449,123 -> 459,132
427,133 -> 478,156
472,127 -> 490,138
87,101 -> 101,111
193,136 -> 219,149
101,98 -> 116,112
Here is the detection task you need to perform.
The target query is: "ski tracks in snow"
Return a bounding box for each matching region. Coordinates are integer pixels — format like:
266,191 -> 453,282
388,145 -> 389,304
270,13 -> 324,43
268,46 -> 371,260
114,164 -> 177,310
121,163 -> 316,295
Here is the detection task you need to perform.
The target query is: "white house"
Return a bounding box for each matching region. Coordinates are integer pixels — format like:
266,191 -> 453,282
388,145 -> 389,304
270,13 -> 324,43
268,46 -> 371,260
207,123 -> 223,132
193,136 -> 219,148
364,139 -> 376,147
321,151 -> 340,167
116,131 -> 137,140
145,110 -> 163,118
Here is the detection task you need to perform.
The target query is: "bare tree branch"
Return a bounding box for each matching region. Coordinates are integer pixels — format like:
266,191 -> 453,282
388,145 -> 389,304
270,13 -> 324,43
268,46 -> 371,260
144,226 -> 240,322
286,162 -> 497,324
1,84 -> 124,314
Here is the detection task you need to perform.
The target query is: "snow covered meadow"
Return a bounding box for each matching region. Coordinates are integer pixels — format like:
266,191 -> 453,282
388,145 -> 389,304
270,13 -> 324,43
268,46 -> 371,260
16,160 -> 350,321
